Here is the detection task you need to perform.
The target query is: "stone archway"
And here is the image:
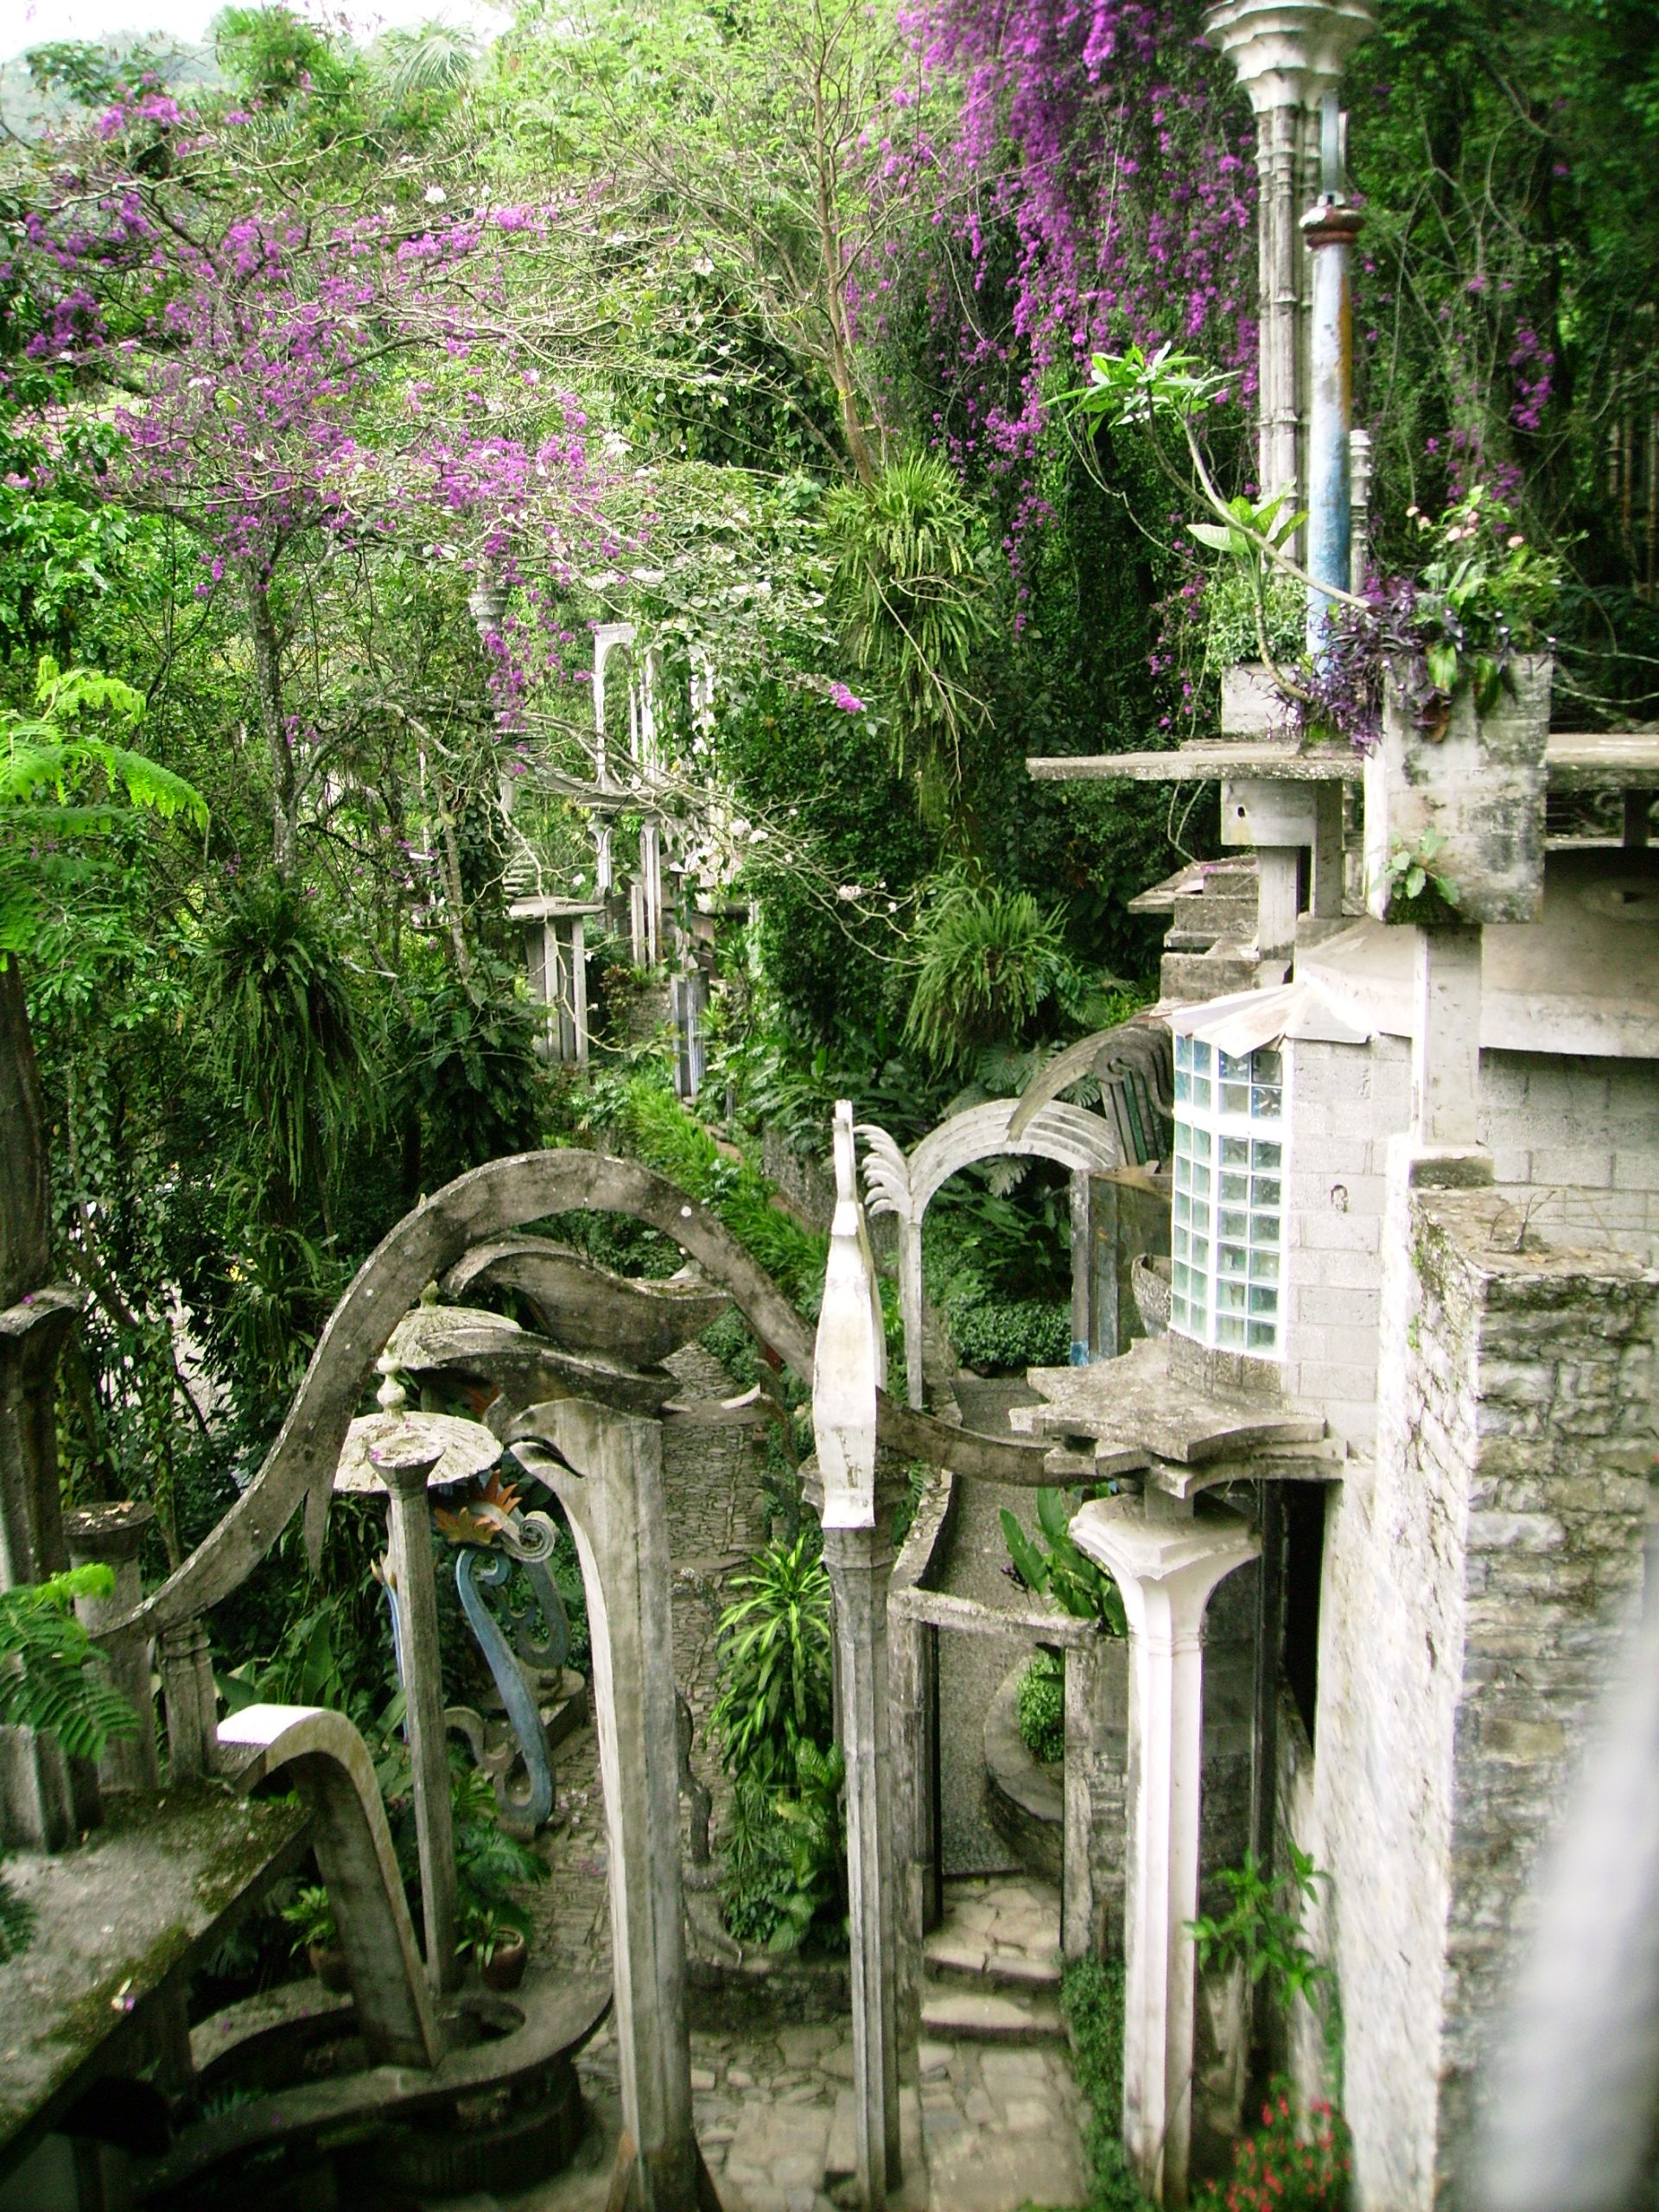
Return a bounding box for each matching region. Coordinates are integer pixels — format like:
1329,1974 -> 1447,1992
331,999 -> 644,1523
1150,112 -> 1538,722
858,1098 -> 1123,1409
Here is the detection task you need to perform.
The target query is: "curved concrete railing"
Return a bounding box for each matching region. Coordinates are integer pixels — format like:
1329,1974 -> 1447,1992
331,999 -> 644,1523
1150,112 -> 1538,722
216,1703 -> 442,2069
103,1149 -> 1053,1649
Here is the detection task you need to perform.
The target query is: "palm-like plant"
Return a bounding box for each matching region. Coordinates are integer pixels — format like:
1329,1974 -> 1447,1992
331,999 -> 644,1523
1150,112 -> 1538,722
710,1533 -> 834,1787
823,454 -> 1000,825
205,874 -> 375,1211
904,876 -> 1070,1072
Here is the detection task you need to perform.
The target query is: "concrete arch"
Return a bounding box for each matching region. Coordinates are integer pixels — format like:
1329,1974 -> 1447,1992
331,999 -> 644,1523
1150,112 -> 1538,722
216,1702 -> 442,2069
858,1099 -> 1122,1409
104,1150 -> 1054,1651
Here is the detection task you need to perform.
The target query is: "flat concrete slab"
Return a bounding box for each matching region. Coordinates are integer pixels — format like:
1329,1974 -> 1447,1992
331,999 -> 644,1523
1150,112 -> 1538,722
0,1784 -> 310,2177
1010,1337 -> 1323,1465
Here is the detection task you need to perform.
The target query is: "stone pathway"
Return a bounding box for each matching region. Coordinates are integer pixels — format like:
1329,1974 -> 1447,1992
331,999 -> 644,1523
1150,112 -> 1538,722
495,1349 -> 1090,2212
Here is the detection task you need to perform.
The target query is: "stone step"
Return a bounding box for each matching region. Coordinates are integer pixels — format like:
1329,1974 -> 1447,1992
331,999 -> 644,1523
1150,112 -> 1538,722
920,1980 -> 1065,2044
923,1936 -> 1063,1993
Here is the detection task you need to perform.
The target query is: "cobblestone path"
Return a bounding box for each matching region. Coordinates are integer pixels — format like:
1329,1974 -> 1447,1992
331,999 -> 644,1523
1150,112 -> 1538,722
500,1354 -> 1090,2212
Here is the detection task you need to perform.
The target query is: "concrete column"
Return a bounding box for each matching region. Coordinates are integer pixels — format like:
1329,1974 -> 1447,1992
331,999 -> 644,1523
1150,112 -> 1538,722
1411,925 -> 1483,1153
514,1402 -> 709,2212
899,1219 -> 925,1411
376,1436 -> 461,1994
1310,782 -> 1345,918
1071,1497 -> 1261,2208
823,1517 -> 903,2209
1256,848 -> 1301,957
64,1503 -> 160,1793
159,1614 -> 217,1785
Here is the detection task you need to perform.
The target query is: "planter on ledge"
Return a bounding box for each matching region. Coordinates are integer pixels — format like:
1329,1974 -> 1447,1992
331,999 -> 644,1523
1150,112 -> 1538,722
1363,653 -> 1552,925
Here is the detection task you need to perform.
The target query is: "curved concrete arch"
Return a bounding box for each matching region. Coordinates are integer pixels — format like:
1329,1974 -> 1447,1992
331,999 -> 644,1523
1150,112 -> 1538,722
105,1150 -> 1053,1649
857,1098 -> 1122,1409
216,1702 -> 442,2069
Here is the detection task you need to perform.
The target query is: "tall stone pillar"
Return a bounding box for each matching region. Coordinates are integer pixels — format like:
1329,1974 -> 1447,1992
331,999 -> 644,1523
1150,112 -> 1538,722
813,1101 -> 900,2210
1204,0 -> 1376,518
377,1435 -> 461,1994
512,1399 -> 713,2212
1071,1496 -> 1261,2208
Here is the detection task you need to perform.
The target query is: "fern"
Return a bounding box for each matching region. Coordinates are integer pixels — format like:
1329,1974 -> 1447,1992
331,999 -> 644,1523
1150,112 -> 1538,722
0,1565 -> 139,1765
905,876 -> 1070,1072
0,1872 -> 35,1963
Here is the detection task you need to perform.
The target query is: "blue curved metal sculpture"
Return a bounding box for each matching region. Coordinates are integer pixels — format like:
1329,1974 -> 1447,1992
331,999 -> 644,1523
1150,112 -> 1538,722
453,1541 -> 568,1834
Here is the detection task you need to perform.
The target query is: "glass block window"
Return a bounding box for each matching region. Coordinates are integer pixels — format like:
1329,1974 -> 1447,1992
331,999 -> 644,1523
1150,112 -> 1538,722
1170,1032 -> 1286,1357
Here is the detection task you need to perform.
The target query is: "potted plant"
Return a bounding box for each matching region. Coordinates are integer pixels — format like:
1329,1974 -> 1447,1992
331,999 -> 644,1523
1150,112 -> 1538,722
1357,490 -> 1560,924
282,1885 -> 350,1993
459,1902 -> 529,1991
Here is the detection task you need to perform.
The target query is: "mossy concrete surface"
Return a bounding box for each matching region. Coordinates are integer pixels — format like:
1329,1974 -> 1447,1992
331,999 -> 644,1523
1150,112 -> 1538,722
0,1783 -> 309,2177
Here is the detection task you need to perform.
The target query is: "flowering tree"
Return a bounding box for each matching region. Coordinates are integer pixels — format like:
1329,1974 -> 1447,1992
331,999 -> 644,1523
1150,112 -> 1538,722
904,0 -> 1257,471
10,90 -> 619,874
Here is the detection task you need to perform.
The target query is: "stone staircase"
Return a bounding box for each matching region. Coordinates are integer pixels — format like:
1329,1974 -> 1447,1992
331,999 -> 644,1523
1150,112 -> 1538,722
919,1877 -> 1067,2047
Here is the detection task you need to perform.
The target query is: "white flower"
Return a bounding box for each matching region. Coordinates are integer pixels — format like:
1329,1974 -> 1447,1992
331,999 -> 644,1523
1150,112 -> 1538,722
424,184 -> 448,206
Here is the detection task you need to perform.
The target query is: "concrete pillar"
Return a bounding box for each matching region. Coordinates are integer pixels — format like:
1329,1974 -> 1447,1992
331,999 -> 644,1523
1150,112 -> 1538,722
823,1516 -> 903,2209
376,1435 -> 461,1994
63,1503 -> 160,1793
899,1219 -> 925,1412
1071,1497 -> 1261,2208
1310,782 -> 1345,918
159,1614 -> 217,1785
1349,426 -> 1373,592
513,1401 -> 710,2212
1411,925 -> 1483,1153
812,1099 -> 899,2209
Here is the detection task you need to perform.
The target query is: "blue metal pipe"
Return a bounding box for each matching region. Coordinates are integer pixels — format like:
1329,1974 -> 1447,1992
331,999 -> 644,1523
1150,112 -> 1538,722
1301,101 -> 1362,664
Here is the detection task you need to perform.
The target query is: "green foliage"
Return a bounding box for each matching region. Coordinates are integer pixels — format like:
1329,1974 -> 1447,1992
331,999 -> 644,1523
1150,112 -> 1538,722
1407,487 -> 1561,712
204,874 -> 376,1208
280,1884 -> 337,1954
1377,828 -> 1460,921
711,1533 -> 834,1789
720,1738 -> 846,1954
1016,1649 -> 1065,1765
449,1763 -> 548,1939
1060,1958 -> 1154,2212
1191,2081 -> 1351,2212
1187,1845 -> 1329,2012
213,4 -> 357,105
399,950 -> 547,1189
1205,563 -> 1305,677
904,877 -> 1071,1072
0,1875 -> 36,1965
0,1565 -> 137,1765
1001,1490 -> 1127,1632
1,660 -> 206,960
951,1296 -> 1071,1373
458,1900 -> 524,1967
824,454 -> 1001,824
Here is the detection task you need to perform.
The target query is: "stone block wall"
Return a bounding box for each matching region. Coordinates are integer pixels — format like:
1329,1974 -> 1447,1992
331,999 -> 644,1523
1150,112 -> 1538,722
1278,1040 -> 1659,1450
1482,1051 -> 1659,1264
1281,1033 -> 1412,1448
1299,1173 -> 1657,2212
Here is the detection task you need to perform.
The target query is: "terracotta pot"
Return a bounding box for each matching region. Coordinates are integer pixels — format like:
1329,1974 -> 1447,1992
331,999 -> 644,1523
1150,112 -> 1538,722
308,1942 -> 351,1993
480,1931 -> 528,1992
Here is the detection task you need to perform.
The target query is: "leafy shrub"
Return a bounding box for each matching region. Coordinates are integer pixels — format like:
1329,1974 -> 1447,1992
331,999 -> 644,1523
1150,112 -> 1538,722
1061,1959 -> 1153,2212
399,949 -> 546,1188
720,1740 -> 846,1955
1188,1845 -> 1329,2012
1002,1489 -> 1128,1632
1192,2082 -> 1351,2212
952,1295 -> 1071,1372
1016,1649 -> 1065,1764
711,1533 -> 834,1789
905,876 -> 1070,1072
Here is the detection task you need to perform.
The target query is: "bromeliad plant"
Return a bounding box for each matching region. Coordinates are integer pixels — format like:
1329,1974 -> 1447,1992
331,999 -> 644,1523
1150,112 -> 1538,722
1001,1487 -> 1127,1633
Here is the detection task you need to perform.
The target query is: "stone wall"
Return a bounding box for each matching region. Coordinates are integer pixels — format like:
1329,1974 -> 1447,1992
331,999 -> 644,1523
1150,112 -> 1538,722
1297,1170 -> 1656,2211
1279,1039 -> 1659,1450
1282,1033 -> 1412,1450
